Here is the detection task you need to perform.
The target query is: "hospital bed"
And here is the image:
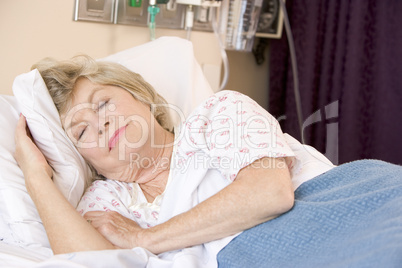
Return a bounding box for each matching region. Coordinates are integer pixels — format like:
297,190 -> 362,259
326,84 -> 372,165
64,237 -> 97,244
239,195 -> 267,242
1,37 -> 401,267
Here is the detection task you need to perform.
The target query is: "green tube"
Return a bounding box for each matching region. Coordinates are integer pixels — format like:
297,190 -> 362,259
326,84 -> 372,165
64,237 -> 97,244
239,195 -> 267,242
149,21 -> 156,41
148,5 -> 160,41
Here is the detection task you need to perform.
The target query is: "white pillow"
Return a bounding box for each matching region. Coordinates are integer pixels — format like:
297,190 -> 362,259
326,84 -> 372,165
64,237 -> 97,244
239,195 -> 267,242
0,95 -> 52,257
13,69 -> 93,208
5,36 -> 214,250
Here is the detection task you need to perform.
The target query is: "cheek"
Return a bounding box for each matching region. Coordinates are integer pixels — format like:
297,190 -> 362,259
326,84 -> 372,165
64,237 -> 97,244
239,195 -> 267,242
77,130 -> 108,149
78,147 -> 104,167
125,121 -> 149,144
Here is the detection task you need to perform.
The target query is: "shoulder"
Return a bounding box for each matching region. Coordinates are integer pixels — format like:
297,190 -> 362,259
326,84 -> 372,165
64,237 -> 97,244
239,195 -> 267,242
201,90 -> 253,106
176,90 -> 278,136
188,90 -> 258,118
180,90 -> 251,134
173,91 -> 245,151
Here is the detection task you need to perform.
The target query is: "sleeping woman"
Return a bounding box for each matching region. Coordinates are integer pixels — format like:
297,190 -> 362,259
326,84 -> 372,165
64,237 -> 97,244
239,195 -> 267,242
14,55 -> 334,265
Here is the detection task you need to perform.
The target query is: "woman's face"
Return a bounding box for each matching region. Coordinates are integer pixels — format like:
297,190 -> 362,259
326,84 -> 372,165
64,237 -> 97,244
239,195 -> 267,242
62,77 -> 154,181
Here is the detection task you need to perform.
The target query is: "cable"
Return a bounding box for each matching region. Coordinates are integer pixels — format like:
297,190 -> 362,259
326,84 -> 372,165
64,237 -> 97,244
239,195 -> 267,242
211,6 -> 229,91
279,0 -> 303,138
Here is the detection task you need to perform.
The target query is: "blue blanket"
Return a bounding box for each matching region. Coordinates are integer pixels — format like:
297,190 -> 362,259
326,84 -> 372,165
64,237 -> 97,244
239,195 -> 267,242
217,160 -> 402,268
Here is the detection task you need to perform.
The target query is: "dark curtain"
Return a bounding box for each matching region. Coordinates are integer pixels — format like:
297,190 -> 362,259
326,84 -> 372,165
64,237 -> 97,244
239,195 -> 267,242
269,0 -> 402,165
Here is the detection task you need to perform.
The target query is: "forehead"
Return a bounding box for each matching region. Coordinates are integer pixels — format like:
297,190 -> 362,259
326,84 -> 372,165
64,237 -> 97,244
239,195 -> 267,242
60,78 -> 103,128
71,77 -> 102,105
71,77 -> 134,105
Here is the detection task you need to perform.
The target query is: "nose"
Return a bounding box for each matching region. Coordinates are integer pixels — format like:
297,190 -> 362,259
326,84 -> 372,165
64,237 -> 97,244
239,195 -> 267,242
98,121 -> 110,135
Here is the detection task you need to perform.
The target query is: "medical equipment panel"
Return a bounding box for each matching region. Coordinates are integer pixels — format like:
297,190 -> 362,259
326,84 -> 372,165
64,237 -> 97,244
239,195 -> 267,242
74,0 -> 115,23
114,0 -> 185,29
74,0 -> 284,50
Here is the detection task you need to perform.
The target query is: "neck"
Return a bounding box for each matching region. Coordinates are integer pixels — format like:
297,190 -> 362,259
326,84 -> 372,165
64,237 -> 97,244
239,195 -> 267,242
133,126 -> 175,202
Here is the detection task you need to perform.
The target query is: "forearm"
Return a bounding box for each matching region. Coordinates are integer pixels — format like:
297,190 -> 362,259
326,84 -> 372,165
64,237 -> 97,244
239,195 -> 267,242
143,185 -> 269,254
141,158 -> 294,254
26,171 -> 115,254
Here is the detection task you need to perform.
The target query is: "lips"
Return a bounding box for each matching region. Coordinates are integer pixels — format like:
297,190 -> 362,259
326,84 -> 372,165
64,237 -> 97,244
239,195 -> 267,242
108,125 -> 127,151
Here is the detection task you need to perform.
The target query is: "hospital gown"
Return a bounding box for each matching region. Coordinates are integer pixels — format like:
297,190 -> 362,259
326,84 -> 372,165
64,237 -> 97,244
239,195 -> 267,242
76,90 -> 334,267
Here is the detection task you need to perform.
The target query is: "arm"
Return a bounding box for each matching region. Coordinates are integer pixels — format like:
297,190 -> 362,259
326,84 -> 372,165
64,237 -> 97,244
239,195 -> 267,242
86,156 -> 294,254
14,115 -> 115,254
144,157 -> 294,253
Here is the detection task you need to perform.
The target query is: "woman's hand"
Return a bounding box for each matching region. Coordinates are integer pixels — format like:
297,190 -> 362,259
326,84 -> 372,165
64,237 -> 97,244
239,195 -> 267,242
84,211 -> 144,249
14,114 -> 53,186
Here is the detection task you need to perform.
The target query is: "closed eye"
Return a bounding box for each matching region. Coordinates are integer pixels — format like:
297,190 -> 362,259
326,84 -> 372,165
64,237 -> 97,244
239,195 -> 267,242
77,125 -> 88,141
97,100 -> 109,111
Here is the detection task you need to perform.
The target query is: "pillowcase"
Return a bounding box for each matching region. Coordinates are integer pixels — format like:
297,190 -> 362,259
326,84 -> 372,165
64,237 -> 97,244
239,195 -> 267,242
13,69 -> 93,208
0,95 -> 52,257
4,36 -> 214,251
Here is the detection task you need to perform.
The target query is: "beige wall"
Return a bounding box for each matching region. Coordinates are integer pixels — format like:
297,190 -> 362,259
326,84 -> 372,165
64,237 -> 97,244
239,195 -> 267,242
0,0 -> 268,109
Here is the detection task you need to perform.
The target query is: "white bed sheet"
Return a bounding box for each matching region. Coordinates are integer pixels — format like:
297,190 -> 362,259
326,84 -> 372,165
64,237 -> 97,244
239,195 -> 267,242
0,239 -> 229,268
0,243 -> 149,268
0,242 -> 50,267
0,245 -> 221,268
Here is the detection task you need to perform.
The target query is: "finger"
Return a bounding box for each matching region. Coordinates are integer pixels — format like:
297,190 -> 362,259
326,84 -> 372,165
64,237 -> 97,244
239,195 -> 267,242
18,113 -> 26,125
84,211 -> 109,218
84,216 -> 110,231
83,211 -> 110,227
83,215 -> 98,228
15,114 -> 27,139
25,122 -> 33,139
15,114 -> 34,142
14,115 -> 27,160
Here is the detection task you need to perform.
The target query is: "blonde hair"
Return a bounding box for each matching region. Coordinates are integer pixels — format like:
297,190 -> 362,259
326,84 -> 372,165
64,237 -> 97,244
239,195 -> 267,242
32,55 -> 173,132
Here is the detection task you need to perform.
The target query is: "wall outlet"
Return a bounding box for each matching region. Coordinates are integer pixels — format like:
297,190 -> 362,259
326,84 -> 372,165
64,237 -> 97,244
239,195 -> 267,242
74,0 -> 115,23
